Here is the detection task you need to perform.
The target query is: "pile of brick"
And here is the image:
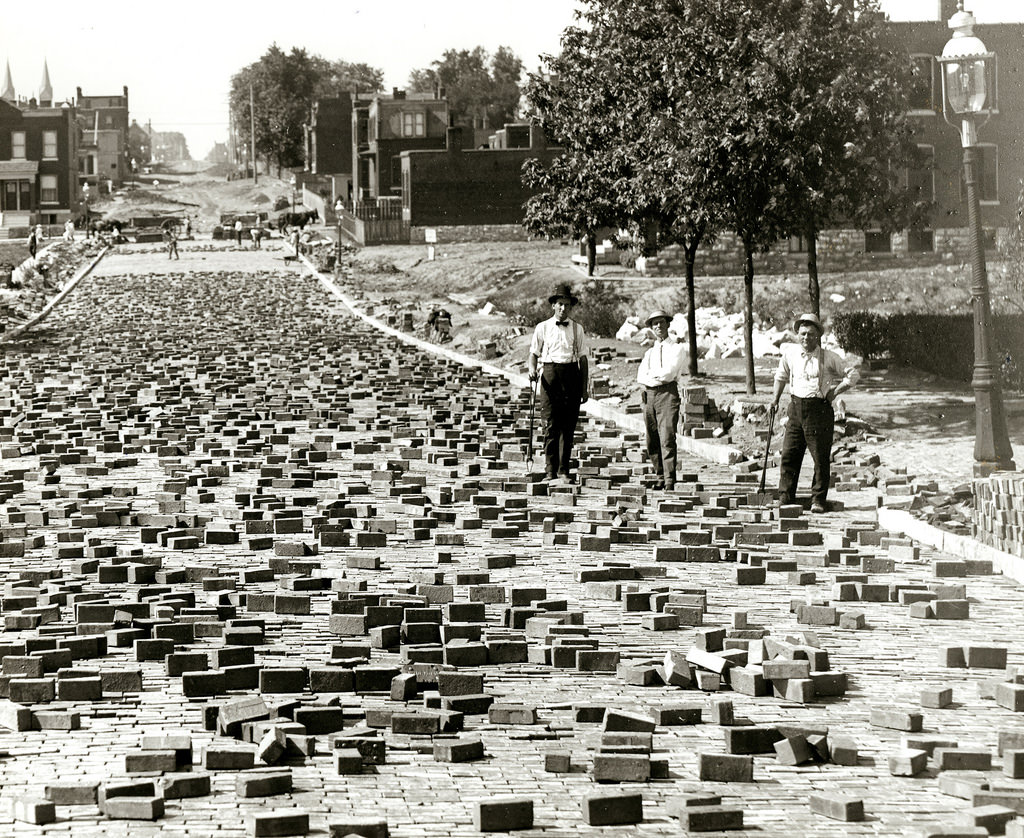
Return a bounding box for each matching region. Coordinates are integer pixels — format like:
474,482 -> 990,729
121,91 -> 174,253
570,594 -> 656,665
4,258 -> 1024,835
972,471 -> 1024,557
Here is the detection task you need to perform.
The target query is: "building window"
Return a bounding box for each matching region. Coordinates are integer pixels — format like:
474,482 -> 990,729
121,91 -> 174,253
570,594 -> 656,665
40,175 -> 58,204
11,131 -> 26,159
907,228 -> 934,253
787,234 -> 809,254
908,55 -> 936,112
2,179 -> 31,210
402,112 -> 425,137
906,144 -> 935,203
864,231 -> 892,253
42,130 -> 58,159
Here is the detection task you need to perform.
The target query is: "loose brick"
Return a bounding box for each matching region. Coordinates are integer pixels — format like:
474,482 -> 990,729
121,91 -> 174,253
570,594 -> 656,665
678,805 -> 744,832
250,811 -> 310,837
581,791 -> 644,826
473,797 -> 534,831
809,793 -> 864,822
698,752 -> 754,782
235,768 -> 293,797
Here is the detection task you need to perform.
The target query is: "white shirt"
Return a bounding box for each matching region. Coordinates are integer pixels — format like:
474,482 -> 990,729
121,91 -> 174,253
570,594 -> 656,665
530,317 -> 587,363
637,338 -> 686,387
774,343 -> 859,399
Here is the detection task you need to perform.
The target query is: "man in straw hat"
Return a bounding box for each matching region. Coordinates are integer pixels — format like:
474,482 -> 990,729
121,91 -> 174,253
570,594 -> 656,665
528,283 -> 589,483
636,310 -> 686,490
770,312 -> 859,513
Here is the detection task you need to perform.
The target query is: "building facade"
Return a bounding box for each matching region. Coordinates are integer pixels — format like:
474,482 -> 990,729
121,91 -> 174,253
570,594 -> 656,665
76,86 -> 130,187
352,90 -> 449,202
891,4 -> 1024,256
400,122 -> 559,239
0,98 -> 79,230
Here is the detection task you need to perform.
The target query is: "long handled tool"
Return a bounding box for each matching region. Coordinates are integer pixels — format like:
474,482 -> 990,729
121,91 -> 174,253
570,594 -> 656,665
757,404 -> 778,503
525,377 -> 538,470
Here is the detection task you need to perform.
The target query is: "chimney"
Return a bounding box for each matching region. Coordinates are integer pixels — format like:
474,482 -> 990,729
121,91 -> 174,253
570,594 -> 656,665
938,0 -> 958,22
392,87 -> 405,100
446,126 -> 464,152
76,85 -> 83,101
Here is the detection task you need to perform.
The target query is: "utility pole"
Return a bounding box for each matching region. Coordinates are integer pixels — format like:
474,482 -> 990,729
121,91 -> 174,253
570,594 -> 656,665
249,83 -> 257,185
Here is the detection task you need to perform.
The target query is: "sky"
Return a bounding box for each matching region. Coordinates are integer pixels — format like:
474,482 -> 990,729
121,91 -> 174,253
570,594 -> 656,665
0,0 -> 1020,158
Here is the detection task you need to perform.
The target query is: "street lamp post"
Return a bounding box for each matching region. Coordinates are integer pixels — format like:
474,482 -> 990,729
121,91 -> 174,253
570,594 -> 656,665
82,182 -> 90,236
334,198 -> 344,268
290,176 -> 297,216
938,2 -> 1015,476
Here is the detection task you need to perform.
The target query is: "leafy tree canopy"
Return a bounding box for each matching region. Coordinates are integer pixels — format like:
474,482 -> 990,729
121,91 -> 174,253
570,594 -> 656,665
408,46 -> 523,130
230,45 -> 383,173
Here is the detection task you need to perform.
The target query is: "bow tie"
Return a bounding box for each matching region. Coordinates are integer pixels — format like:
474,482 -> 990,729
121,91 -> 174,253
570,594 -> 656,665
801,349 -> 816,359
556,321 -> 569,327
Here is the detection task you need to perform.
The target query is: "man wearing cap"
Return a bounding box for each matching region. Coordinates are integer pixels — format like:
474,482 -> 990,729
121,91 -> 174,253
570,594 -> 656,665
528,284 -> 589,483
637,310 -> 686,490
771,313 -> 859,513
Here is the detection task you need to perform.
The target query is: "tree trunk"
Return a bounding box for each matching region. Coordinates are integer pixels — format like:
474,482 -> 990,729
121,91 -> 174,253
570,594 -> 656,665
586,233 -> 597,277
806,219 -> 820,318
743,241 -> 756,395
685,241 -> 700,377
643,220 -> 660,257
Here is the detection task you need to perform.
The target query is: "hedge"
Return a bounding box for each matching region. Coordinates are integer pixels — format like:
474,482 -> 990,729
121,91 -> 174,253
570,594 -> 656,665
833,311 -> 1024,392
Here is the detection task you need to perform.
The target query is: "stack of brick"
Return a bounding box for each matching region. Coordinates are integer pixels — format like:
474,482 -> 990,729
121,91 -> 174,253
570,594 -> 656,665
972,471 -> 1024,557
677,386 -> 729,440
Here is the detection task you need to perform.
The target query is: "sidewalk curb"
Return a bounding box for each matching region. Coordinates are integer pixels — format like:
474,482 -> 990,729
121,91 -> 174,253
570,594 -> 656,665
878,506 -> 1024,585
300,256 -> 750,467
2,246 -> 109,344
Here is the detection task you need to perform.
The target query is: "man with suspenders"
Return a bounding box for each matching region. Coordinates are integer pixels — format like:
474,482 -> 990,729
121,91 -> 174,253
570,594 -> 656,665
771,313 -> 859,513
528,284 -> 589,483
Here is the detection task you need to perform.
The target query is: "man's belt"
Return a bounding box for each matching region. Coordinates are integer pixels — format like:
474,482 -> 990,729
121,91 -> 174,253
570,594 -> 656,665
645,382 -> 678,391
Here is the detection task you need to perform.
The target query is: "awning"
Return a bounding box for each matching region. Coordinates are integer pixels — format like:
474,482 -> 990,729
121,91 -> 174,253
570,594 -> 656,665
0,160 -> 39,179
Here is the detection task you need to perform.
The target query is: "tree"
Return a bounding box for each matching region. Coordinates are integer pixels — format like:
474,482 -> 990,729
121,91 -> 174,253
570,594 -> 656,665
230,46 -> 384,175
409,47 -> 523,130
313,60 -> 384,97
767,0 -> 924,316
994,179 -> 1024,315
522,15 -> 632,275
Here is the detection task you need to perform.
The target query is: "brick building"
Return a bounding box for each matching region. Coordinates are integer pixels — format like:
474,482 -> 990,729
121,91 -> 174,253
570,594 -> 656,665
352,89 -> 449,201
400,122 -> 559,241
643,1 -> 1024,276
76,85 -> 130,188
892,2 -> 1024,256
0,94 -> 79,231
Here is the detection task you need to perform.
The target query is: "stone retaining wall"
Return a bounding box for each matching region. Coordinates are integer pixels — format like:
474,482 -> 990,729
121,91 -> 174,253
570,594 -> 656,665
643,226 -> 1009,277
972,471 -> 1024,558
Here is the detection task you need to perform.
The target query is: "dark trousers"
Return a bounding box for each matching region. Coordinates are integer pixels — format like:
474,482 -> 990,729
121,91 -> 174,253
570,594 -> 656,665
539,362 -> 582,476
779,395 -> 834,504
643,384 -> 680,483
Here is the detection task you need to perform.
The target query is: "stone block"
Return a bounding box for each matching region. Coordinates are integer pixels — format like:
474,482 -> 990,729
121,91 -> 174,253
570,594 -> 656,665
473,798 -> 534,832
581,791 -> 644,826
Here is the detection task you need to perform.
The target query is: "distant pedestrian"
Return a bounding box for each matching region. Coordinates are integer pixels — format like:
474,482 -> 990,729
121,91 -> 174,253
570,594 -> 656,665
528,283 -> 589,483
234,218 -> 243,246
771,313 -> 859,513
290,227 -> 300,258
34,223 -> 43,244
166,227 -> 179,260
185,217 -> 192,239
63,219 -> 75,242
637,310 -> 685,490
27,229 -> 37,261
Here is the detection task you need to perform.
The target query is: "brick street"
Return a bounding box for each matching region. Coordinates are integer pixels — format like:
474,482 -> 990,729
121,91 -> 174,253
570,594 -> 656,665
0,239 -> 1020,837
